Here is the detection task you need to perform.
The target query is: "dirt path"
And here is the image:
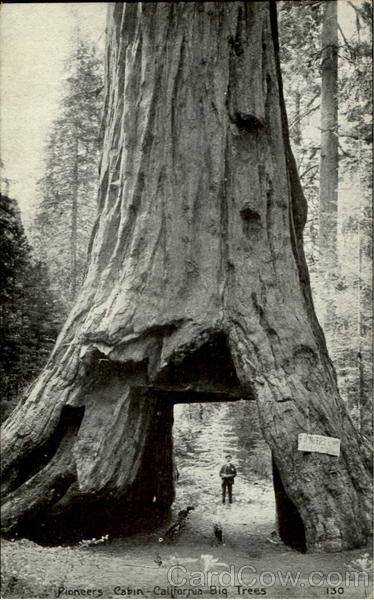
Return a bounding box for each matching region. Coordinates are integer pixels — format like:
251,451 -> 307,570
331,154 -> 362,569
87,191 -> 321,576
1,482 -> 372,599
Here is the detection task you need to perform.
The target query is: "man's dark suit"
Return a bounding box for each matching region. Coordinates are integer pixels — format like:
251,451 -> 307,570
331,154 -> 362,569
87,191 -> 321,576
219,463 -> 237,504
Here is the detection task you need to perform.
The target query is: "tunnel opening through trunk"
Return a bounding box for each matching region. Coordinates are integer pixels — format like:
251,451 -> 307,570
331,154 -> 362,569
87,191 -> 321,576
172,398 -> 306,552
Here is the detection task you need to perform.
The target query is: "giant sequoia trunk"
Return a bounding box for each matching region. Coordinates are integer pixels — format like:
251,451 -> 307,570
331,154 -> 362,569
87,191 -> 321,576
1,2 -> 372,552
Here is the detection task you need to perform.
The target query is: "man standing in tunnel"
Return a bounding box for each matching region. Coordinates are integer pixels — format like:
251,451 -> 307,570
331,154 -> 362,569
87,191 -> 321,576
219,454 -> 237,504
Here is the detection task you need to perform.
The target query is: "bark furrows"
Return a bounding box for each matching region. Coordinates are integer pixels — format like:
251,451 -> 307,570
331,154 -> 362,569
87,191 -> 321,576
1,2 -> 372,551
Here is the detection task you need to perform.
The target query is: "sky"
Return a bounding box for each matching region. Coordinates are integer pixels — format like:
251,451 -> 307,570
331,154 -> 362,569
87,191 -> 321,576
0,3 -> 106,227
0,2 -> 362,229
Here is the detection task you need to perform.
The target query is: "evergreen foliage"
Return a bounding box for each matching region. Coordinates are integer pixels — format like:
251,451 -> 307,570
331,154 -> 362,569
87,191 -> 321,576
0,194 -> 61,422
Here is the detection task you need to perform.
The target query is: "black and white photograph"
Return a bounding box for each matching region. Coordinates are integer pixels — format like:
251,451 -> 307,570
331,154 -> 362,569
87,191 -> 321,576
0,1 -> 372,598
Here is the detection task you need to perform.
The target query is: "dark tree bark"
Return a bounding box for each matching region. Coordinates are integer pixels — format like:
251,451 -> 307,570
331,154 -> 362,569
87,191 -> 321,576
1,2 -> 372,552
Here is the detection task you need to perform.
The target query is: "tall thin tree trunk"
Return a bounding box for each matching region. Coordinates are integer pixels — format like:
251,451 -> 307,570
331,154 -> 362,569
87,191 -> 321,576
70,134 -> 79,299
319,0 -> 338,330
293,90 -> 302,165
357,141 -> 373,440
1,1 -> 372,553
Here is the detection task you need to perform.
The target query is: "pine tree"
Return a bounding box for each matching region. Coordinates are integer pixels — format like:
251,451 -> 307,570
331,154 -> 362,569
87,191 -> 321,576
0,194 -> 61,422
33,39 -> 103,313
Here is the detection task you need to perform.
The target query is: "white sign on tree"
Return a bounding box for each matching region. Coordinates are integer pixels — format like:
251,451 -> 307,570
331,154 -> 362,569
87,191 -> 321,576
298,433 -> 341,457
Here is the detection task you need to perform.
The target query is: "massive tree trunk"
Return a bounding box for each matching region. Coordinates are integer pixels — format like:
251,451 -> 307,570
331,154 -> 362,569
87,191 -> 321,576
318,1 -> 339,330
1,2 -> 372,552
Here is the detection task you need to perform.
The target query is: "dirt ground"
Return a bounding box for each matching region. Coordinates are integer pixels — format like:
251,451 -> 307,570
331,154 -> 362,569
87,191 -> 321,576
1,482 -> 372,599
